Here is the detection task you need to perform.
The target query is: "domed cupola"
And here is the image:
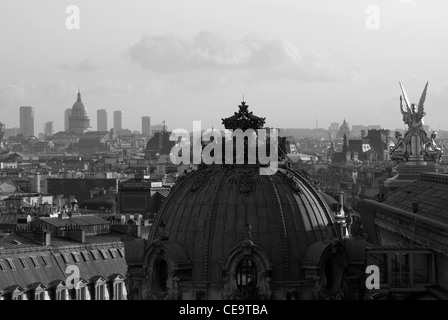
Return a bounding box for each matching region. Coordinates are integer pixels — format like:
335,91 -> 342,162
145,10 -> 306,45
72,90 -> 87,116
68,90 -> 91,134
123,101 -> 366,301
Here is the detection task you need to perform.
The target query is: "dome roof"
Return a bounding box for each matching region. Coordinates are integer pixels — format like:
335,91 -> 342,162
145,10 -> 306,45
72,91 -> 87,115
148,164 -> 337,283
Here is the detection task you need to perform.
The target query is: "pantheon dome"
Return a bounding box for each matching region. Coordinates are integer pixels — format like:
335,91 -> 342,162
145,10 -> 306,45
124,101 -> 367,300
69,90 -> 91,134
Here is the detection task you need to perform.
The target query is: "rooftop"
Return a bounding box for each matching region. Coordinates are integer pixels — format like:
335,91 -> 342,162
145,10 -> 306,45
383,172 -> 448,223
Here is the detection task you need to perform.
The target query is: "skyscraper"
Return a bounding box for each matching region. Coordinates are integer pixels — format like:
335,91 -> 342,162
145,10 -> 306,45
64,108 -> 72,132
20,106 -> 34,137
97,109 -> 108,131
142,116 -> 151,136
114,110 -> 123,132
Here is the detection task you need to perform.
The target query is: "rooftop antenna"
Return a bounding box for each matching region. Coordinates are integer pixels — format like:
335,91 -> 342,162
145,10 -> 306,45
243,94 -> 245,102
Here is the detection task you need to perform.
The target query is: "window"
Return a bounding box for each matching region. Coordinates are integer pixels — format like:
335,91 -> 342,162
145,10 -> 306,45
19,257 -> 29,269
392,253 -> 410,288
56,289 -> 67,300
153,259 -> 169,291
13,294 -> 23,300
99,249 -> 108,260
61,253 -> 71,264
41,256 -> 50,267
114,282 -> 123,300
79,287 -> 86,300
91,250 -> 99,261
6,258 -> 16,270
71,287 -> 86,300
95,285 -> 105,300
80,251 -> 90,262
109,249 -> 118,259
0,259 -> 6,271
72,252 -> 80,263
30,256 -> 40,268
236,258 -> 258,300
35,292 -> 45,300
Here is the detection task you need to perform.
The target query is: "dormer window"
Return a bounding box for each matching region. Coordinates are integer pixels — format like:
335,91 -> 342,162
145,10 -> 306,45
113,282 -> 123,300
6,258 -> 16,270
56,289 -> 68,300
95,284 -> 105,300
71,287 -> 87,300
35,292 -> 45,300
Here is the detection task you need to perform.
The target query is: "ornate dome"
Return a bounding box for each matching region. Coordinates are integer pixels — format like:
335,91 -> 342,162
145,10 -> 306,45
124,101 -> 366,301
148,164 -> 337,283
72,91 -> 87,116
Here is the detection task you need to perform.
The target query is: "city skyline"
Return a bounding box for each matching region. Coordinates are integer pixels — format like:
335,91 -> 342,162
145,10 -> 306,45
6,97 -> 446,136
1,1 -> 448,133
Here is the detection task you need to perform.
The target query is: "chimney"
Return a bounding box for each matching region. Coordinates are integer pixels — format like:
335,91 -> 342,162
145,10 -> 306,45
336,191 -> 345,218
33,230 -> 51,246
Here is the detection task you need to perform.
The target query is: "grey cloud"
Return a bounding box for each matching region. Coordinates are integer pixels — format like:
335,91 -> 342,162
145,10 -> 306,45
57,59 -> 99,72
124,32 -> 364,84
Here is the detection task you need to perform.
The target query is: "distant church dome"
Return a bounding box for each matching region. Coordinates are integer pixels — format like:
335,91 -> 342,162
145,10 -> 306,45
337,119 -> 351,139
123,101 -> 366,301
72,91 -> 87,116
69,90 -> 91,134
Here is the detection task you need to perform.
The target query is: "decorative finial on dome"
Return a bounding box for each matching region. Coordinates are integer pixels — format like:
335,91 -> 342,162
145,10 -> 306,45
221,100 -> 266,130
77,89 -> 81,101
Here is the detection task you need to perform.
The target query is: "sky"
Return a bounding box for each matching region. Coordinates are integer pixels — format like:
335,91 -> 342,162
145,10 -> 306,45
1,0 -> 448,134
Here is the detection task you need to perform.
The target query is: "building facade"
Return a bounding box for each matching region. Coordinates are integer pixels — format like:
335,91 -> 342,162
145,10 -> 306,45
0,215 -> 128,300
114,111 -> 123,132
20,106 -> 34,137
64,108 -> 72,132
97,109 -> 108,132
142,116 -> 151,136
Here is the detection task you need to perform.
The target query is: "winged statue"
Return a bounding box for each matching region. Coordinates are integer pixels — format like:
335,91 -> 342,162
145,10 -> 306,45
391,82 -> 442,163
399,81 -> 427,131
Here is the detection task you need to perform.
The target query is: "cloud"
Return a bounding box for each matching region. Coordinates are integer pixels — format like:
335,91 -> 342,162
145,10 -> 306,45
87,78 -> 137,97
57,59 -> 99,72
0,79 -> 77,107
124,32 -> 364,87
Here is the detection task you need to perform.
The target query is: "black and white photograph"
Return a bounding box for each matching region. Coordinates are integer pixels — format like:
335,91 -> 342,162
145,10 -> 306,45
0,0 -> 447,314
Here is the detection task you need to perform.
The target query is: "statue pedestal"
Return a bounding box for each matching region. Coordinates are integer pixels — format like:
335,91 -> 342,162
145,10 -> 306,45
384,160 -> 435,191
385,134 -> 435,191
